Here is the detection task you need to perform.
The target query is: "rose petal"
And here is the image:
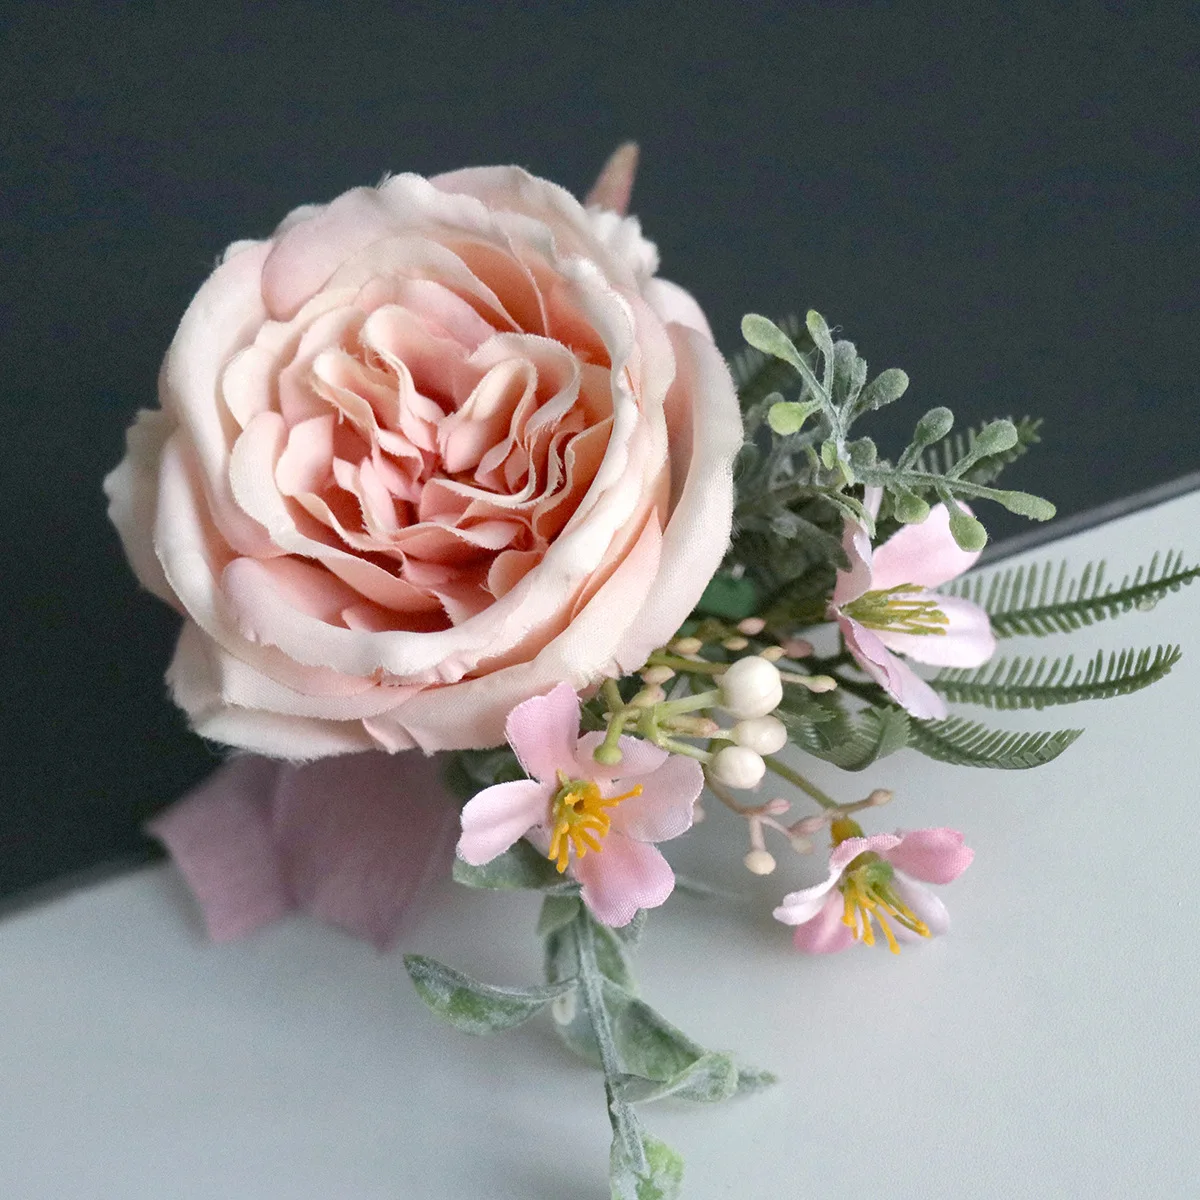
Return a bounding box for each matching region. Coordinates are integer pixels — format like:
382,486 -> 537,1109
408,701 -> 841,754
585,142 -> 639,215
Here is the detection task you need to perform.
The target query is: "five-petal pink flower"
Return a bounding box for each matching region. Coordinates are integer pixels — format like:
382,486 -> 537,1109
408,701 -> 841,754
457,683 -> 704,926
773,826 -> 974,954
829,493 -> 995,720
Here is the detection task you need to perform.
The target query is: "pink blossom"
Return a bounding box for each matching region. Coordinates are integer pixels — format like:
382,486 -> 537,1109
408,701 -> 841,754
773,823 -> 974,954
457,683 -> 703,926
829,492 -> 995,720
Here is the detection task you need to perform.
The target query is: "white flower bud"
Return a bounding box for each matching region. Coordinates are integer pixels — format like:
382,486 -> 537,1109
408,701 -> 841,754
718,655 -> 783,719
758,645 -> 786,662
722,635 -> 749,651
743,849 -> 777,875
731,715 -> 788,756
672,636 -> 704,655
709,745 -> 766,789
737,617 -> 766,636
640,664 -> 675,685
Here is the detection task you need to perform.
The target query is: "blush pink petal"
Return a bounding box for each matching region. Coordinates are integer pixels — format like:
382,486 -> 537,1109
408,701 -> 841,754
790,893 -> 856,954
869,503 -> 982,591
832,519 -> 875,607
572,731 -> 670,782
876,594 -> 996,668
884,827 -> 975,884
892,876 -> 951,939
772,865 -> 844,926
456,778 -> 554,866
642,278 -> 713,341
839,616 -> 949,720
148,750 -> 458,949
608,754 -> 703,843
827,832 -> 903,873
505,682 -> 583,783
573,834 -> 675,927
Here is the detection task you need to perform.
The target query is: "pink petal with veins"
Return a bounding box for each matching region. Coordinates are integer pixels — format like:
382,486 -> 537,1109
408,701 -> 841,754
869,502 -> 982,591
573,833 -> 675,927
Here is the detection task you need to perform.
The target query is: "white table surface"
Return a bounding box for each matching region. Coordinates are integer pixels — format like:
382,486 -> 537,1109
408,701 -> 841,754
4,489 -> 1199,1200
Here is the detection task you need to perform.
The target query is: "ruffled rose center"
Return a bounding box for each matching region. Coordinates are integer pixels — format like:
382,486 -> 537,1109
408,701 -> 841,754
221,242 -> 624,635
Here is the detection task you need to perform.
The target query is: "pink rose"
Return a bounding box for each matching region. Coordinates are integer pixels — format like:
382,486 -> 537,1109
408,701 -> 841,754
104,149 -> 742,757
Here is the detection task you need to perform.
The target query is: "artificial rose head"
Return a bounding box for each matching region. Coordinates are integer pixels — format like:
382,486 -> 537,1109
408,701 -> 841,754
105,150 -> 742,758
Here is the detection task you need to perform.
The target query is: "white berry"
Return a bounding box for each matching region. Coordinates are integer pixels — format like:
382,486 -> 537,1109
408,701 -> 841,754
731,715 -> 788,755
709,745 -> 766,789
718,656 -> 783,719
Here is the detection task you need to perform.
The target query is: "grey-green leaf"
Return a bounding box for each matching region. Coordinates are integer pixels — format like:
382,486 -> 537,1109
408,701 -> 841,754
740,314 -> 808,373
537,894 -> 582,938
605,982 -> 707,1082
452,839 -> 573,892
404,954 -> 575,1035
616,1052 -> 739,1105
610,1133 -> 685,1200
854,366 -> 909,415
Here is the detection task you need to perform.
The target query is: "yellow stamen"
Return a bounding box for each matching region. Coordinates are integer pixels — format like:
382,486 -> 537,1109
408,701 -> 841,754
839,863 -> 932,952
545,771 -> 643,873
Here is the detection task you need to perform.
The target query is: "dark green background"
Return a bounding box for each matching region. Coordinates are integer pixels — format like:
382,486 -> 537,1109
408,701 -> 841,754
2,1 -> 1196,900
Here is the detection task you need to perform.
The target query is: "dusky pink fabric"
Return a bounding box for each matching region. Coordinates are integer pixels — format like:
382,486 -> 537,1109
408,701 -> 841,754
148,751 -> 458,948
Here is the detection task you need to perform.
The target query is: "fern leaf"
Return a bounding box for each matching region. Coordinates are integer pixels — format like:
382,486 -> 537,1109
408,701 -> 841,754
731,313 -> 814,410
933,645 -> 1182,710
782,706 -> 911,771
944,551 -> 1200,637
912,416 -> 1042,486
906,716 -> 1083,768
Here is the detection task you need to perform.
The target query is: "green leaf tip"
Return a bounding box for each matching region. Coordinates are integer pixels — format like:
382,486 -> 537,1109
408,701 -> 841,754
404,954 -> 575,1036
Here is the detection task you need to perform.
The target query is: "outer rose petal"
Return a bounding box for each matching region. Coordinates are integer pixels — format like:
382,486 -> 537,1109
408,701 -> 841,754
839,616 -> 949,720
504,683 -> 583,784
457,779 -> 554,865
876,595 -> 996,668
611,326 -> 741,673
883,828 -> 974,884
573,834 -> 675,926
608,754 -> 703,844
643,278 -> 713,340
791,892 -> 856,954
103,408 -> 178,608
869,503 -> 982,591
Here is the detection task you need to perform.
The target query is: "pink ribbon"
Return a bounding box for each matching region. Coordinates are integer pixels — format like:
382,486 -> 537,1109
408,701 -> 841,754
147,751 -> 459,949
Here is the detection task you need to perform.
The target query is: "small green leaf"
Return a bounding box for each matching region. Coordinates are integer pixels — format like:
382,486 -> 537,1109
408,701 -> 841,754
537,894 -> 582,938
854,366 -> 909,415
613,909 -> 648,948
893,488 -> 930,524
452,840 -> 575,892
767,398 -> 822,436
404,955 -> 575,1035
734,1064 -> 779,1093
616,1052 -> 739,1104
606,983 -> 706,1082
610,1133 -> 685,1200
913,406 -> 954,447
695,572 -> 760,620
947,506 -> 988,552
820,439 -> 839,470
993,489 -> 1057,521
740,314 -> 808,373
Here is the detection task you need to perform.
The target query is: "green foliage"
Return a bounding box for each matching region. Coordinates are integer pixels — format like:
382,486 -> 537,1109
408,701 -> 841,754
695,571 -> 761,621
944,551 -> 1200,637
616,1052 -> 740,1105
610,1133 -> 685,1200
912,416 -> 1043,485
933,645 -> 1182,710
403,955 -> 575,1035
452,839 -> 575,893
730,312 -> 814,412
906,716 -> 1084,768
779,704 -> 911,771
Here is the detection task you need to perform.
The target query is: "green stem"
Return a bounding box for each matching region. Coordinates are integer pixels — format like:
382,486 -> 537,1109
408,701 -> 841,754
646,652 -> 726,677
573,911 -> 646,1174
656,689 -> 721,715
762,756 -> 838,810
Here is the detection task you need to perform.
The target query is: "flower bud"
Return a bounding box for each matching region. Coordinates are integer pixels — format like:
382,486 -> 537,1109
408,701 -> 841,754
731,715 -> 788,755
763,796 -> 791,816
709,745 -> 766,789
737,617 -> 767,636
758,646 -> 786,662
640,664 -> 675,685
722,635 -> 749,651
743,849 -> 777,875
781,638 -> 813,659
718,656 -> 783,719
672,636 -> 704,655
866,788 -> 893,807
